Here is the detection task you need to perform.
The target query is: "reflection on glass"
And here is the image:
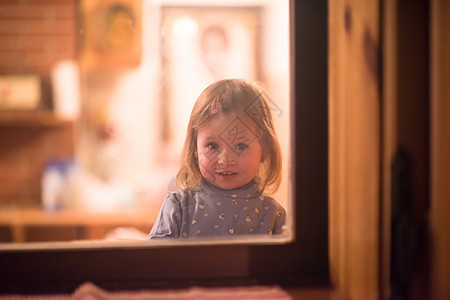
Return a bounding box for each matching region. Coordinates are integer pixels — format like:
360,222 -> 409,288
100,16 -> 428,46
149,79 -> 286,239
0,0 -> 289,245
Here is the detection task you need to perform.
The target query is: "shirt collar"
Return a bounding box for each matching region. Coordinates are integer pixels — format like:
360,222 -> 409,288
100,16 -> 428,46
200,178 -> 261,199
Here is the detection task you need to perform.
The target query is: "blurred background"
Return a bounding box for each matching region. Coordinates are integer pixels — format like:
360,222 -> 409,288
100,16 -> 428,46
0,0 -> 289,243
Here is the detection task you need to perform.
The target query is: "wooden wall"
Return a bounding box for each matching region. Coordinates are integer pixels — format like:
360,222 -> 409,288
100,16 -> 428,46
329,1 -> 381,299
0,0 -> 77,75
0,1 -> 77,208
380,0 -> 431,299
0,125 -> 74,208
330,0 -> 450,299
430,0 -> 450,299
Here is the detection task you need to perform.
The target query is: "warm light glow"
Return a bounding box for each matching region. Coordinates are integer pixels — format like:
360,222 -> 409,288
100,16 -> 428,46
172,17 -> 199,39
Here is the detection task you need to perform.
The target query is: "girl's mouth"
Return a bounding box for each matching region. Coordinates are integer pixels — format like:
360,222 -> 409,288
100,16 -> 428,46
216,171 -> 238,176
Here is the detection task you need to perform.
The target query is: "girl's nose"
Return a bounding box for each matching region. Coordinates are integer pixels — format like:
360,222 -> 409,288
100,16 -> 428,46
217,151 -> 235,167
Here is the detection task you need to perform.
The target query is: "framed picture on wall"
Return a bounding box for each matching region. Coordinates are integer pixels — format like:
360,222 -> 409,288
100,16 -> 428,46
80,0 -> 142,69
159,6 -> 261,148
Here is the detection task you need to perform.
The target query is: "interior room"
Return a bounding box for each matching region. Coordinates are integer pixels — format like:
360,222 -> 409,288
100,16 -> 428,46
0,0 -> 449,299
0,0 -> 290,243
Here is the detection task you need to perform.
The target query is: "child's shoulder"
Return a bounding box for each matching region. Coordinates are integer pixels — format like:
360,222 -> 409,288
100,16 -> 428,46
260,194 -> 286,212
164,189 -> 196,206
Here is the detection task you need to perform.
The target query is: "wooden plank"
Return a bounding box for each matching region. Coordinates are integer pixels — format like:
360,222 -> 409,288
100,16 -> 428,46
431,0 -> 450,299
329,0 -> 380,299
0,111 -> 71,127
0,207 -> 158,227
380,1 -> 398,298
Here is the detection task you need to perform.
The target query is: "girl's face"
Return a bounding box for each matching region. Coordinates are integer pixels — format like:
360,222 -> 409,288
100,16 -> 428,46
196,112 -> 263,190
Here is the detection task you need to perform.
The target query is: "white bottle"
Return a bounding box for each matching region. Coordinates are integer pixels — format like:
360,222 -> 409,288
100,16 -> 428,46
41,161 -> 64,213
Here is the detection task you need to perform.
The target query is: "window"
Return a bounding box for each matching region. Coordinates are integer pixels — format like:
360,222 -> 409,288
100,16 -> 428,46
1,0 -> 292,246
0,1 -> 328,292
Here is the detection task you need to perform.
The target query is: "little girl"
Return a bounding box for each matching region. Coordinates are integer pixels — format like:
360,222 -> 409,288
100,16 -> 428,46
148,79 -> 285,239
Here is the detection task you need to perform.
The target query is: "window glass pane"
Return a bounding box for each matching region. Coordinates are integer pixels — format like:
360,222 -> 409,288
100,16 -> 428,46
0,0 -> 290,247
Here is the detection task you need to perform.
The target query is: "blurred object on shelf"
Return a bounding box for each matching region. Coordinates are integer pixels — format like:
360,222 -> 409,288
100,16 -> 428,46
51,60 -> 81,121
41,158 -> 77,213
0,75 -> 41,110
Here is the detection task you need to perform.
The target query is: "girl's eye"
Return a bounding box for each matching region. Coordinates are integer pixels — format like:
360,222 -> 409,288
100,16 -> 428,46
207,142 -> 219,150
236,143 -> 248,151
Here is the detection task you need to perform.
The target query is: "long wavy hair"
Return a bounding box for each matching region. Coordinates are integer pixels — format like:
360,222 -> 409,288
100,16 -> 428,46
176,79 -> 282,195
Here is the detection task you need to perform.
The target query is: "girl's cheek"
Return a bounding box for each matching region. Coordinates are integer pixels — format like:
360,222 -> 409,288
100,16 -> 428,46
198,152 -> 214,173
198,153 -> 207,169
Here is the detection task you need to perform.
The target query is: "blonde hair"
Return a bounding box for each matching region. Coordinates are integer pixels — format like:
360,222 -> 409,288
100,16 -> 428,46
176,79 -> 282,194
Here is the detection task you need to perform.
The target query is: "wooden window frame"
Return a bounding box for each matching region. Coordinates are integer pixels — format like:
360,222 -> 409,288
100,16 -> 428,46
0,0 -> 329,293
